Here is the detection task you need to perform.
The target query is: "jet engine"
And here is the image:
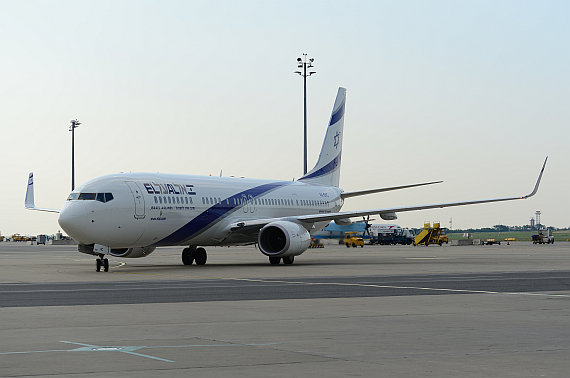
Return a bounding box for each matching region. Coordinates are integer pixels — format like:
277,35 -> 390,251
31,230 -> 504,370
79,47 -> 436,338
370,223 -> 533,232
380,212 -> 398,221
109,246 -> 156,258
258,221 -> 311,257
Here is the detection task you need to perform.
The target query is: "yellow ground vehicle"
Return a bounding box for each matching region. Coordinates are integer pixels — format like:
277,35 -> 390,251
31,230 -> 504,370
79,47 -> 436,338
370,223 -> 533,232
483,238 -> 501,245
309,238 -> 324,248
11,234 -> 31,242
438,234 -> 449,244
413,222 -> 448,246
344,232 -> 364,248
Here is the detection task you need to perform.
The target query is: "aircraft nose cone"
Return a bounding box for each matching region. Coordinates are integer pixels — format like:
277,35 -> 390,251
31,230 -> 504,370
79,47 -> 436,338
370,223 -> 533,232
58,205 -> 86,242
58,208 -> 74,233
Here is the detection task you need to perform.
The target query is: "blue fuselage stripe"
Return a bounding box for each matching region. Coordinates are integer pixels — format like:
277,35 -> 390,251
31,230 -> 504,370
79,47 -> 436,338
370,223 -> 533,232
154,181 -> 290,246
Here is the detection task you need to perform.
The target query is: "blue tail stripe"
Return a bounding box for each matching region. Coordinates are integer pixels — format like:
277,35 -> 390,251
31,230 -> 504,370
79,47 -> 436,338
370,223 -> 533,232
329,101 -> 345,126
299,153 -> 342,180
154,181 -> 290,246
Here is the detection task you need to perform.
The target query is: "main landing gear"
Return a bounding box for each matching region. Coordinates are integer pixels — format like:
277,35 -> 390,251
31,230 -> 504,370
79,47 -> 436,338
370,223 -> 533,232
268,256 -> 294,265
182,247 -> 207,266
96,254 -> 109,272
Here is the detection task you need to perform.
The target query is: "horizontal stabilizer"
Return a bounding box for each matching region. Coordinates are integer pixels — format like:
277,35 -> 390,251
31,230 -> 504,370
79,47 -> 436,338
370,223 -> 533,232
25,172 -> 60,213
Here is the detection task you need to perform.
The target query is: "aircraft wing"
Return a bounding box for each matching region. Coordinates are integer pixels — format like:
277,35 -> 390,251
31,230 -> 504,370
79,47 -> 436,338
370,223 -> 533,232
25,172 -> 61,213
230,157 -> 547,232
341,180 -> 443,199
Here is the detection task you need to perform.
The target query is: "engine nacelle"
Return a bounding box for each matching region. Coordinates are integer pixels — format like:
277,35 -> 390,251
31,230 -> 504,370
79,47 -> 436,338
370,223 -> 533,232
258,221 -> 311,257
334,218 -> 354,225
380,212 -> 398,221
109,246 -> 156,258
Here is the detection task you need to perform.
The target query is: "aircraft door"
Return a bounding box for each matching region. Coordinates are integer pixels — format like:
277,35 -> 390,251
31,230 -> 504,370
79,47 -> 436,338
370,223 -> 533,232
125,181 -> 146,219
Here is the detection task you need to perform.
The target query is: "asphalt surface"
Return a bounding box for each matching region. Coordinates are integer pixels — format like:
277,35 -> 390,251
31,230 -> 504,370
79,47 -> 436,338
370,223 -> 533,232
1,242 -> 570,377
2,271 -> 570,307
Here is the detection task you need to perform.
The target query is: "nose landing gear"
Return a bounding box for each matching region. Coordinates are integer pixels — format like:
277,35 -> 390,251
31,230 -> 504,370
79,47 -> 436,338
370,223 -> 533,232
182,247 -> 208,266
96,254 -> 109,272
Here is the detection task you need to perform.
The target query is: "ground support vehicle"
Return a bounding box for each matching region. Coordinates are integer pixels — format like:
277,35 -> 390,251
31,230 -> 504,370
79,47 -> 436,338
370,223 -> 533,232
309,238 -> 324,248
344,232 -> 364,248
36,235 -> 47,245
532,229 -> 554,244
413,222 -> 447,246
483,239 -> 501,245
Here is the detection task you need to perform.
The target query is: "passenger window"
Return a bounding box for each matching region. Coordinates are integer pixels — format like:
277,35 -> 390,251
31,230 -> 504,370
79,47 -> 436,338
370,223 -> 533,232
185,197 -> 188,204
159,197 -> 163,204
189,197 -> 193,204
176,197 -> 180,204
168,197 -> 171,204
154,196 -> 158,204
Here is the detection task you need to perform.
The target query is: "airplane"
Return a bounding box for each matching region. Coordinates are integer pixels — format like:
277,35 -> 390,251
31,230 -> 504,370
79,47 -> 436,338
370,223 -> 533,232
313,220 -> 411,240
25,87 -> 548,271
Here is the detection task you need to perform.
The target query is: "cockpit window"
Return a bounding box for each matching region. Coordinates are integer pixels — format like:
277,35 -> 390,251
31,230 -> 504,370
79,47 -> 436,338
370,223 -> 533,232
78,193 -> 96,200
69,192 -> 114,202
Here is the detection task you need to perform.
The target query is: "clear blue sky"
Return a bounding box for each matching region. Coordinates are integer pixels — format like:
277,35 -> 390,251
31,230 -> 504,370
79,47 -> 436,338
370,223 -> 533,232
1,0 -> 568,236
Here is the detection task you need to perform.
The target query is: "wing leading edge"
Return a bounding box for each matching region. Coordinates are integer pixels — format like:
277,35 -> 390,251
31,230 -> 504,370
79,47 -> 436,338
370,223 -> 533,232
230,157 -> 548,231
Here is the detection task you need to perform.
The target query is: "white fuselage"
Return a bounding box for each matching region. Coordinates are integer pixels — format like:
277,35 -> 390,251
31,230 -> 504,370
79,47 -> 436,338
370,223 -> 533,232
58,173 -> 344,248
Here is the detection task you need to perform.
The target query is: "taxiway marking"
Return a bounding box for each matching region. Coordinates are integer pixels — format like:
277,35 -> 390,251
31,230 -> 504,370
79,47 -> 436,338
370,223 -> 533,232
225,277 -> 570,299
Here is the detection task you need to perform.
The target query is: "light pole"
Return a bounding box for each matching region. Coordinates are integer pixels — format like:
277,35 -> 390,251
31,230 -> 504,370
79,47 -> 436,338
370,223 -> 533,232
295,53 -> 316,175
69,119 -> 81,191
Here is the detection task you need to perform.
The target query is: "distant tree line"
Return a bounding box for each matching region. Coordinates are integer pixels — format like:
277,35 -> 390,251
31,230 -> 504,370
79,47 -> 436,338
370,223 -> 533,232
449,224 -> 568,233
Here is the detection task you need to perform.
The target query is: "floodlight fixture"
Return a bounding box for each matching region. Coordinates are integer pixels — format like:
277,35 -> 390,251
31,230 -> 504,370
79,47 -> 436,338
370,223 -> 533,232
294,53 -> 316,175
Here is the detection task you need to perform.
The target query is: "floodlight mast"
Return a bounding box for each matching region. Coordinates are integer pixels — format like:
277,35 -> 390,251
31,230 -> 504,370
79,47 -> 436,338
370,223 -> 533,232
69,119 -> 81,191
295,53 -> 316,175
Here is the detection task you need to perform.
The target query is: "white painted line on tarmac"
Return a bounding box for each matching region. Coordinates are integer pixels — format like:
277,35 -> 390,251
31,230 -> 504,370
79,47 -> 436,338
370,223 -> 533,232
226,278 -> 570,299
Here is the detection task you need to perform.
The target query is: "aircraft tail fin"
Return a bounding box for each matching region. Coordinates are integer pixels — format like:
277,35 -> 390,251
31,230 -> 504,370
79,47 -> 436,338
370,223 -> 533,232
25,172 -> 60,213
25,172 -> 35,209
299,87 -> 346,187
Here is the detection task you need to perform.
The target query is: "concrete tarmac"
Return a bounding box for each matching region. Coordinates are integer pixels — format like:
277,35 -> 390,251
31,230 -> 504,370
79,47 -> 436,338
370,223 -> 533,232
1,242 -> 569,377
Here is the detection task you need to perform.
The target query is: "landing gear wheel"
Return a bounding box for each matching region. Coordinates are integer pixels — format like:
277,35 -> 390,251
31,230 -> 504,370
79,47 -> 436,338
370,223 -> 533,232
195,247 -> 207,265
182,248 -> 194,265
269,256 -> 281,265
96,256 -> 109,272
282,256 -> 294,265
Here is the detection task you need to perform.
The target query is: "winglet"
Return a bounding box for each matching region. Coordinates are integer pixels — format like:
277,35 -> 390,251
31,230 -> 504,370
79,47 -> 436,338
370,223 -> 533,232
522,156 -> 547,199
25,172 -> 35,209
